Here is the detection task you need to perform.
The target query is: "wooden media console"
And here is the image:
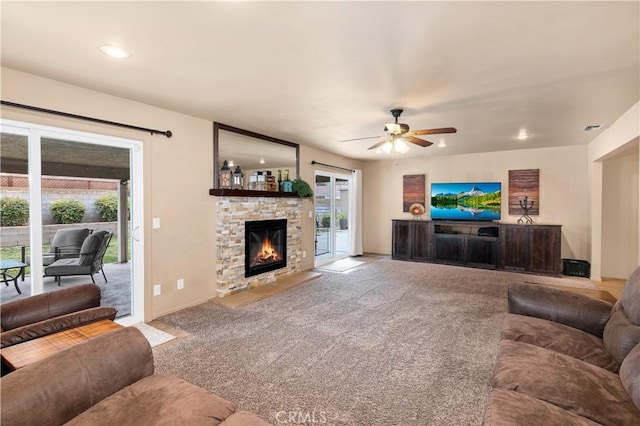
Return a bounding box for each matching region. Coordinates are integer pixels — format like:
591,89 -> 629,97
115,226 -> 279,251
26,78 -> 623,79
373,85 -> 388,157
392,220 -> 562,276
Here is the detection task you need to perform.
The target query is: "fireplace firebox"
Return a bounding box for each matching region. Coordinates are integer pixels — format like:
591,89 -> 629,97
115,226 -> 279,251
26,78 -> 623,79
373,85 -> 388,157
245,219 -> 287,278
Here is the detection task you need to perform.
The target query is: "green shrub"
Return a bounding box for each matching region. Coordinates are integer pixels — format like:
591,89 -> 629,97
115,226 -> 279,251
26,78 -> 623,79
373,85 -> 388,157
50,199 -> 85,224
321,213 -> 331,227
336,211 -> 346,220
0,197 -> 29,226
95,195 -> 118,222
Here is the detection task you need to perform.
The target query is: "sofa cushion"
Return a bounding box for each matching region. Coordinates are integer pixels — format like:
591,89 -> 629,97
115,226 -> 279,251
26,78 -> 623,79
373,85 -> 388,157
44,258 -> 91,276
603,303 -> 640,364
66,373 -> 236,426
0,307 -> 117,348
0,284 -> 102,330
78,232 -> 103,266
492,340 -> 640,425
48,228 -> 91,255
501,313 -> 618,372
483,389 -> 600,426
619,343 -> 640,412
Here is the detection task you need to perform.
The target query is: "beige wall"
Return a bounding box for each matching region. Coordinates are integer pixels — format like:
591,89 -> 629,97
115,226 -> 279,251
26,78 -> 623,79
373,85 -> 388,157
588,101 -> 640,280
362,145 -> 591,260
602,148 -> 639,278
1,67 -> 217,319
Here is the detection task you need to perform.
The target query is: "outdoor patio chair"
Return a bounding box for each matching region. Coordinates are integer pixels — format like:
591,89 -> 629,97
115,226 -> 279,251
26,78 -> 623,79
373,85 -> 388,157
44,231 -> 112,285
41,228 -> 92,266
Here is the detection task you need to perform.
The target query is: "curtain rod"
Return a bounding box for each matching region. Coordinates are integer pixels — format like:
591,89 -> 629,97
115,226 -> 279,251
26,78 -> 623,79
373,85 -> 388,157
311,160 -> 355,172
1,100 -> 173,138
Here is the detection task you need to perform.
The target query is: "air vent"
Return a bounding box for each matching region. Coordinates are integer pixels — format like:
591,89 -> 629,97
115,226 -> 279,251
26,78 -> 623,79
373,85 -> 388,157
583,124 -> 604,131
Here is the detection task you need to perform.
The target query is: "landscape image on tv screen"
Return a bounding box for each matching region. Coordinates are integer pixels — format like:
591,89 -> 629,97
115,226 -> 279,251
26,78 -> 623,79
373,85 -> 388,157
430,182 -> 501,221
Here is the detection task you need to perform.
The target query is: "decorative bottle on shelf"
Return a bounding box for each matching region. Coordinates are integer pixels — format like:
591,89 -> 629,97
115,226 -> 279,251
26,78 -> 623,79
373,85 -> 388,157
282,169 -> 292,192
277,170 -> 282,191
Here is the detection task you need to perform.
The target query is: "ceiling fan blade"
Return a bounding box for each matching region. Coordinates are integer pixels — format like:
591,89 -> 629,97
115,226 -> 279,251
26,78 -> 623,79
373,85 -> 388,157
409,127 -> 457,136
367,137 -> 392,150
340,135 -> 381,142
404,136 -> 434,147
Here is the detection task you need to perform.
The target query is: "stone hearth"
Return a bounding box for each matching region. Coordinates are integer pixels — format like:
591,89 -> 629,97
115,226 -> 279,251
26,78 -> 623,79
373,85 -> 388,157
215,196 -> 302,296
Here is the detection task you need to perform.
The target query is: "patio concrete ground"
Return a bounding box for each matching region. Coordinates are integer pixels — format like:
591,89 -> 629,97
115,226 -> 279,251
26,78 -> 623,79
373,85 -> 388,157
0,262 -> 132,318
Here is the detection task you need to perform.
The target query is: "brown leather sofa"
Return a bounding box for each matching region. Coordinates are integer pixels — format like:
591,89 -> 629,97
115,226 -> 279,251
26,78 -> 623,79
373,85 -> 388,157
0,327 -> 271,426
484,266 -> 640,425
0,284 -> 117,348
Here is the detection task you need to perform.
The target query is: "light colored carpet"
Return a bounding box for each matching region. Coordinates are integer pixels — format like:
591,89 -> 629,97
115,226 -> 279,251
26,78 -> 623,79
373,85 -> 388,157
153,260 -> 596,425
132,322 -> 176,348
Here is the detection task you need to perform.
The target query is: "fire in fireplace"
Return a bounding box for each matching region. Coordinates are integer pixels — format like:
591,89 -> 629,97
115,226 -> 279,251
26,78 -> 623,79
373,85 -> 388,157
245,219 -> 287,277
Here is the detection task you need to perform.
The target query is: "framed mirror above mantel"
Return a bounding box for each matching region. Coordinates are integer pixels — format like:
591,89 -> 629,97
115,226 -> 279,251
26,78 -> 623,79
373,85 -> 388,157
211,122 -> 300,195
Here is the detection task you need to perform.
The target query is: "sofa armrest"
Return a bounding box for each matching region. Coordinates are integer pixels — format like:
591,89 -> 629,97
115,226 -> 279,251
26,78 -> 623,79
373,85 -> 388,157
0,327 -> 153,426
0,306 -> 117,348
508,282 -> 613,337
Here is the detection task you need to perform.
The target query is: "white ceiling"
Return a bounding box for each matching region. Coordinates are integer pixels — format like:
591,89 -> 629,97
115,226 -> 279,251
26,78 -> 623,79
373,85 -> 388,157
1,1 -> 638,161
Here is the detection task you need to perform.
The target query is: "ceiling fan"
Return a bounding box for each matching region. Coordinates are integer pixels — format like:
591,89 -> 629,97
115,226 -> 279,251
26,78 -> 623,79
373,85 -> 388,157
341,108 -> 457,151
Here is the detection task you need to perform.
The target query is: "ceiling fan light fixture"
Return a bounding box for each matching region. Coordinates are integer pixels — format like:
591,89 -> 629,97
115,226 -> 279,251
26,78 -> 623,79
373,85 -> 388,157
381,141 -> 393,154
395,139 -> 410,153
345,108 -> 455,153
385,123 -> 402,135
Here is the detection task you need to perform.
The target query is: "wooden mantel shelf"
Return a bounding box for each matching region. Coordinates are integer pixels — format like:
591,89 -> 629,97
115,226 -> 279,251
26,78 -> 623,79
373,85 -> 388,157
209,188 -> 299,198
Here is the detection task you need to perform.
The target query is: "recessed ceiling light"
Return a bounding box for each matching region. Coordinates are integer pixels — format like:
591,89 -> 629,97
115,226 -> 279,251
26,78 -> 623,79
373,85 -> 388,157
517,129 -> 531,140
438,139 -> 447,148
99,45 -> 131,59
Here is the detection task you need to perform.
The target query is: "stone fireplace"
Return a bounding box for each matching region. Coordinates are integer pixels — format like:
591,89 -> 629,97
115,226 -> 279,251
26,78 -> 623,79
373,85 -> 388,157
215,196 -> 302,296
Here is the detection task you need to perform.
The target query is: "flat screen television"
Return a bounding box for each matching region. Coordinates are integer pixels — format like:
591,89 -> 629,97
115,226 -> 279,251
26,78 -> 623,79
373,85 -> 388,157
430,182 -> 501,221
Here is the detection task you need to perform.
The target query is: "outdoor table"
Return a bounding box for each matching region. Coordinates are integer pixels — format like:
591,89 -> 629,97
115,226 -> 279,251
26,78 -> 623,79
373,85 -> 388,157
0,260 -> 27,294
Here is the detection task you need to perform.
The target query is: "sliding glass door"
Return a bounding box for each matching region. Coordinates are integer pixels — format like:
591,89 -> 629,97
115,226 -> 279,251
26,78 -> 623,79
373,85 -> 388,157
0,120 -> 144,325
314,171 -> 351,266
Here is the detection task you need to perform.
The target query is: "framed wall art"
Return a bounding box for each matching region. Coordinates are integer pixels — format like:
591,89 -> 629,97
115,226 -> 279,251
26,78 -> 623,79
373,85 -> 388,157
403,174 -> 425,212
508,169 -> 540,215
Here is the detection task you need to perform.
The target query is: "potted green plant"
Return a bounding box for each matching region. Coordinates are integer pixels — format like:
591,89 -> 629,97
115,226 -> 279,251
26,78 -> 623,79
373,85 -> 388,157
337,211 -> 348,230
292,178 -> 313,198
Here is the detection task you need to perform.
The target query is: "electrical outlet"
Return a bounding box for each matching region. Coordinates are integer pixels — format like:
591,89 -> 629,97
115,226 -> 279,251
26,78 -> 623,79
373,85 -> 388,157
303,250 -> 307,258
153,284 -> 161,296
152,217 -> 161,229
177,279 -> 184,290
